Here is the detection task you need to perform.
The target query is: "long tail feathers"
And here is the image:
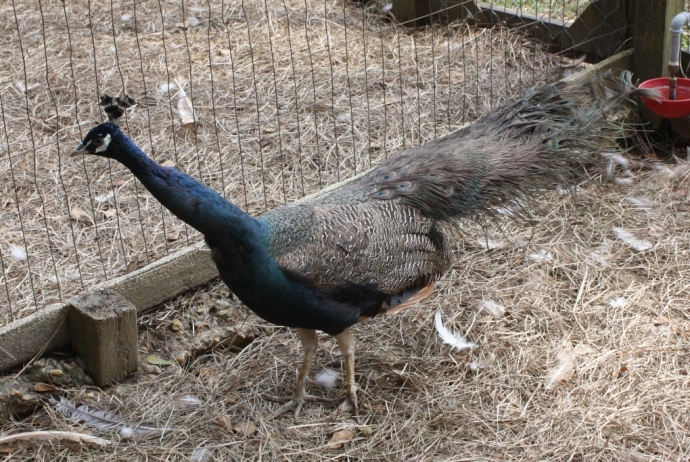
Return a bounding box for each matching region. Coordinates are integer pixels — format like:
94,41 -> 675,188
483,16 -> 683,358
359,70 -> 653,224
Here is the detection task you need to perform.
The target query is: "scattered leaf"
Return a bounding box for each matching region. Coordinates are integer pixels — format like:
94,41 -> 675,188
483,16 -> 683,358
232,421 -> 257,437
166,228 -> 182,242
146,355 -> 175,366
214,415 -> 233,431
34,383 -> 59,393
199,366 -> 215,376
70,207 -> 93,224
326,429 -> 354,449
358,425 -> 373,437
103,209 -> 117,219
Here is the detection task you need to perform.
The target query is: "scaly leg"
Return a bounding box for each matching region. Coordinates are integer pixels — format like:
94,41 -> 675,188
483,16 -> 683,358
334,328 -> 358,416
264,328 -> 337,420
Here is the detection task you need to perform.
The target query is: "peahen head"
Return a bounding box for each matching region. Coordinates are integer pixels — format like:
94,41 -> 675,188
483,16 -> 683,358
71,123 -> 124,159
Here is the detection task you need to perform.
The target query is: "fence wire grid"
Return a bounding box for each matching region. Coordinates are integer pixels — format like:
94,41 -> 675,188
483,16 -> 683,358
1,0 -> 637,326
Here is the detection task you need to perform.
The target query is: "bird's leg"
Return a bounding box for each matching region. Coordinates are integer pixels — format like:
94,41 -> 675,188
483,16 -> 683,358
334,328 -> 359,417
264,328 -> 337,420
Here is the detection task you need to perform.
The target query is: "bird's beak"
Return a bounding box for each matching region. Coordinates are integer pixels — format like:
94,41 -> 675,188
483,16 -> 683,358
71,143 -> 87,157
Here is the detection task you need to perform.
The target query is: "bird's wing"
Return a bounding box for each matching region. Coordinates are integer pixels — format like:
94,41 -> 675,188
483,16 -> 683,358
264,201 -> 451,297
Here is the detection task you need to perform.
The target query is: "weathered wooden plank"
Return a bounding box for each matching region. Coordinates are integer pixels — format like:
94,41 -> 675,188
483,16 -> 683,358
560,49 -> 633,86
0,303 -> 70,371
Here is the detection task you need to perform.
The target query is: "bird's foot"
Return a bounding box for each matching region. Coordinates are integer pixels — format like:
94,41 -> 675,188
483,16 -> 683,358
263,393 -> 338,420
330,392 -> 359,421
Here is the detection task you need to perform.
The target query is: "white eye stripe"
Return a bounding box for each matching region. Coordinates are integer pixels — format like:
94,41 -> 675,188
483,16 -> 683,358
94,134 -> 111,153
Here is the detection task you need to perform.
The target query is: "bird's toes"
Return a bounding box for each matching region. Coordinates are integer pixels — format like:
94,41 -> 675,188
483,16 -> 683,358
263,393 -> 340,421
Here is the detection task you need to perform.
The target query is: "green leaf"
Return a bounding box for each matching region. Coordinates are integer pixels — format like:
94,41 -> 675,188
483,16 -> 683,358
358,425 -> 373,437
146,355 -> 175,366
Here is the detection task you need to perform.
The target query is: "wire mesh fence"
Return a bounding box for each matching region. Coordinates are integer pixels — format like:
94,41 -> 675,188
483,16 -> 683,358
0,0 -> 632,326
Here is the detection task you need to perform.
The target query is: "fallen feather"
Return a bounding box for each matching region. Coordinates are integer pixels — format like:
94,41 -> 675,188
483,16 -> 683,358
173,394 -> 202,409
52,397 -> 166,437
613,227 -> 652,252
477,300 -> 505,317
528,249 -> 553,262
95,191 -> 114,203
434,311 -> 476,351
544,349 -> 575,390
9,245 -> 27,261
160,82 -> 177,93
314,368 -> 340,390
609,297 -> 626,308
544,344 -> 594,390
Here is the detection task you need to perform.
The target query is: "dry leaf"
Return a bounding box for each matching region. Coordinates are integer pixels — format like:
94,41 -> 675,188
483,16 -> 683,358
326,429 -> 354,449
160,159 -> 176,168
176,89 -> 197,125
166,228 -> 182,242
103,209 -> 117,219
34,383 -> 59,393
214,416 -> 233,431
146,355 -> 175,366
232,421 -> 257,437
70,207 -> 92,224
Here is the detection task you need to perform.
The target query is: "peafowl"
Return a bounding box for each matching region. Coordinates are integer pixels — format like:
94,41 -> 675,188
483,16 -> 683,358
72,71 -> 656,419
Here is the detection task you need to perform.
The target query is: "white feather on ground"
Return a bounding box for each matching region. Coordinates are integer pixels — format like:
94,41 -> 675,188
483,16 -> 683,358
544,344 -> 595,390
478,300 -> 505,317
613,227 -> 652,252
9,245 -> 27,261
528,249 -> 554,262
314,368 -> 340,390
609,297 -> 627,308
434,311 -> 476,351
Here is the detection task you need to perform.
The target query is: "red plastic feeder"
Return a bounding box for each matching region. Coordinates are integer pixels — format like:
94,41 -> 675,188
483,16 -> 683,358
639,77 -> 690,119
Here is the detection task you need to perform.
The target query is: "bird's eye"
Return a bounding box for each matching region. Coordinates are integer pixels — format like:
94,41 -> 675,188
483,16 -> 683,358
92,136 -> 104,147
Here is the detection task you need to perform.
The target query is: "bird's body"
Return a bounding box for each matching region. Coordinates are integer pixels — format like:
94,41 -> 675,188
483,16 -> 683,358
73,72 -> 655,418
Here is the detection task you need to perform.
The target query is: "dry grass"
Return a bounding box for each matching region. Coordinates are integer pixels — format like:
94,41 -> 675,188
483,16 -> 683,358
2,158 -> 689,460
3,0 -> 690,460
0,0 -> 572,326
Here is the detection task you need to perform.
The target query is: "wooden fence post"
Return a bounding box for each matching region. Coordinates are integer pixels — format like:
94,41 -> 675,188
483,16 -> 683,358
68,289 -> 138,386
